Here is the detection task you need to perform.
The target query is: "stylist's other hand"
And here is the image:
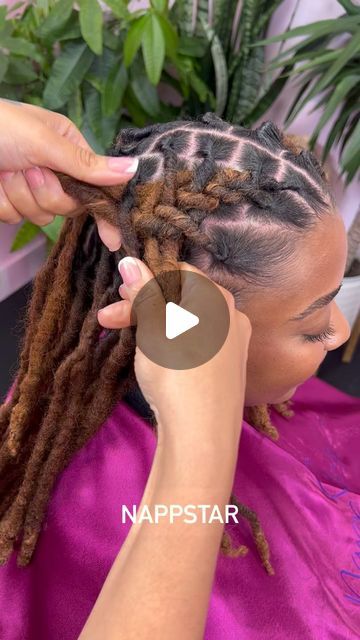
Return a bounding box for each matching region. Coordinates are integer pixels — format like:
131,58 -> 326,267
0,99 -> 138,250
98,257 -> 252,449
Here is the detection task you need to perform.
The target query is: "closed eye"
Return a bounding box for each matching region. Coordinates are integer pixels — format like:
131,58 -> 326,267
303,323 -> 336,343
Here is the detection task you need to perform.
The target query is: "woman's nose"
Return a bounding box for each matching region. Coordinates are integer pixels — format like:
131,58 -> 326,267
327,302 -> 352,351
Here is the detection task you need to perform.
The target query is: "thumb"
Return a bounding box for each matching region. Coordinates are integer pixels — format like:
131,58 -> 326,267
38,129 -> 139,186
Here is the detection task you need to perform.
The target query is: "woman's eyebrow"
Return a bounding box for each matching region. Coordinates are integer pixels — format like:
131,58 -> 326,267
289,283 -> 343,322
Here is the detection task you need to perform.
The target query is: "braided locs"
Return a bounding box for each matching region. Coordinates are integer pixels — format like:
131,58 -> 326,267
0,114 -> 334,572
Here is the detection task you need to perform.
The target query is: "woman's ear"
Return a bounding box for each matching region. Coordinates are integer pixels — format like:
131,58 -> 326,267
55,171 -> 124,251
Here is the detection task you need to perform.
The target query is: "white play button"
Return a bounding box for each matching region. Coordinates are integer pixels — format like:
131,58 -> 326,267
166,302 -> 199,340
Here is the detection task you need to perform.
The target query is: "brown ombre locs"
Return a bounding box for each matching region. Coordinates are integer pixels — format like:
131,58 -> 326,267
0,114 -> 334,573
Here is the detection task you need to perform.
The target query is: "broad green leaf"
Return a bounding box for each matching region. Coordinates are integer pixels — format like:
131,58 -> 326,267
41,216 -> 65,243
36,0 -> 73,40
0,6 -> 7,29
151,0 -> 167,12
199,17 -> 227,116
83,83 -> 119,149
103,29 -> 120,51
4,57 -> 38,84
124,85 -> 148,127
1,37 -> 43,63
130,71 -> 160,116
0,55 -> 9,84
123,15 -> 149,67
242,62 -> 294,125
58,24 -> 82,41
11,221 -> 41,252
43,42 -> 94,110
102,0 -> 129,20
67,87 -> 83,128
211,34 -> 228,116
177,35 -> 207,57
81,115 -> 105,153
102,61 -> 128,116
157,14 -> 178,59
85,46 -> 118,93
142,12 -> 165,85
79,0 -> 103,56
189,71 -> 213,105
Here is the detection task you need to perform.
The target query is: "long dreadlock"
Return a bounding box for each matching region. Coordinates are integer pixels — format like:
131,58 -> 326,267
0,113 -> 335,573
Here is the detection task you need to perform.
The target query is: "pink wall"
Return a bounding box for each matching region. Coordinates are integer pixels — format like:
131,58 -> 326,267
0,223 -> 46,303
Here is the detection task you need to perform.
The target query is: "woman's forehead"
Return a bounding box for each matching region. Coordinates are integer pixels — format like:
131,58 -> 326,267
229,213 -> 347,324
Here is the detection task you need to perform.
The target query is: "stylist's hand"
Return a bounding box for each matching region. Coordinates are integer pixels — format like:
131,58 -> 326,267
98,257 -> 252,448
0,99 -> 138,250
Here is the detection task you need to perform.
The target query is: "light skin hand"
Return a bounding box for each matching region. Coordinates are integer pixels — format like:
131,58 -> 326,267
80,256 -> 252,639
0,99 -> 138,250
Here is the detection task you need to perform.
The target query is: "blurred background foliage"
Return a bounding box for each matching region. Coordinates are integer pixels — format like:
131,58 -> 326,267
0,0 -> 358,250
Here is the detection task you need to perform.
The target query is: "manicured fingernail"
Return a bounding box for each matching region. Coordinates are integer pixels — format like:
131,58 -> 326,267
24,167 -> 45,189
107,157 -> 139,174
118,257 -> 141,286
0,171 -> 14,182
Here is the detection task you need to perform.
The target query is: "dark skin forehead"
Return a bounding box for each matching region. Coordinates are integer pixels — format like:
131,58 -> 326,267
231,212 -> 347,331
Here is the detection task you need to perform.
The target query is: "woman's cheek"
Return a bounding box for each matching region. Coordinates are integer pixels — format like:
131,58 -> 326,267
247,337 -> 324,398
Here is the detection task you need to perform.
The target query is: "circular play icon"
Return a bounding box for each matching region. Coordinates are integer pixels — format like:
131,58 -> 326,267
130,269 -> 230,370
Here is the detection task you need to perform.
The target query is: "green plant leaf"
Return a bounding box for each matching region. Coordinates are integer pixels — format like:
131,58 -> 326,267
123,14 -> 149,67
102,61 -> 128,116
242,61 -> 294,125
0,5 -> 7,29
252,15 -> 360,47
36,0 -> 73,40
43,41 -> 94,110
102,0 -> 129,20
40,216 -> 65,243
79,0 -> 103,56
157,14 -> 178,60
309,74 -> 359,144
177,35 -> 207,57
142,12 -> 165,85
83,83 -> 119,149
285,32 -> 360,126
1,37 -> 43,63
199,17 -> 227,116
11,221 -> 41,252
341,116 -> 360,172
189,71 -> 213,104
67,87 -> 83,128
85,46 -> 118,93
272,50 -> 339,77
337,0 -> 360,16
340,111 -> 359,154
0,55 -> 9,84
130,68 -> 160,116
4,57 -> 38,84
151,0 -> 167,11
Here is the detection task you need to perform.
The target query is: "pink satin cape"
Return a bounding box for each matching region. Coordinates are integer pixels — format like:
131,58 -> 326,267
0,375 -> 360,639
